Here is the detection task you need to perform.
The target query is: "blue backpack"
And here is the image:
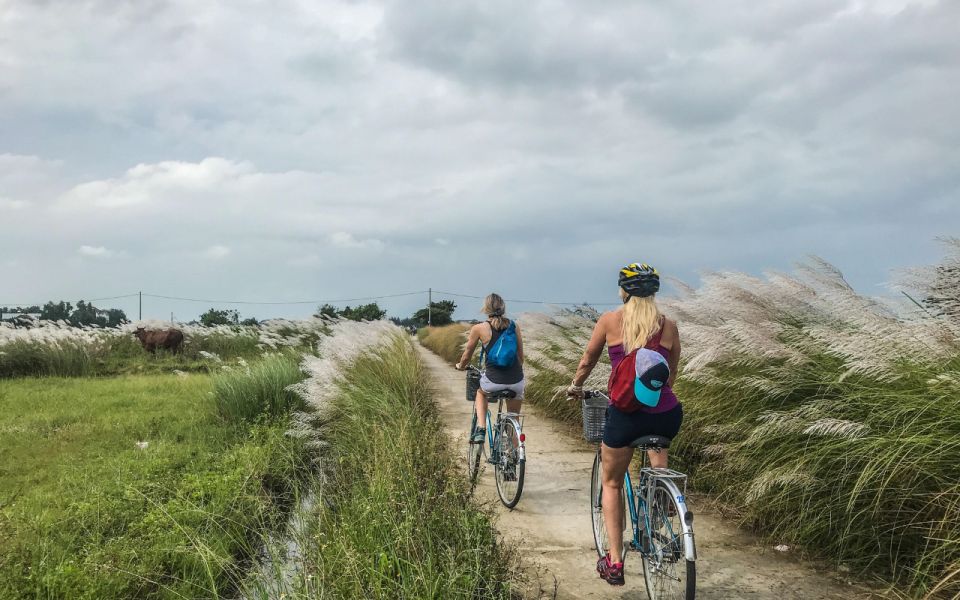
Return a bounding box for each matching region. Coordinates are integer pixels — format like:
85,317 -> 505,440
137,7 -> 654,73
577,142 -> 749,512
485,321 -> 518,368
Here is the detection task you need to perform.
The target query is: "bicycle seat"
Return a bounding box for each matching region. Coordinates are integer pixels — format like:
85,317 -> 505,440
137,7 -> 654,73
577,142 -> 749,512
485,389 -> 517,402
629,435 -> 671,449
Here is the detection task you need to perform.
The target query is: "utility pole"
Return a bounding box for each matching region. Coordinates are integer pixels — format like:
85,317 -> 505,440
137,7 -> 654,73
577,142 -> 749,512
139,291 -> 142,321
428,288 -> 432,326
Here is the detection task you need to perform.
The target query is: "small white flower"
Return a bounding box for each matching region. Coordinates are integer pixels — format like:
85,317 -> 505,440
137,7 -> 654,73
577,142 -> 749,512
136,441 -> 149,449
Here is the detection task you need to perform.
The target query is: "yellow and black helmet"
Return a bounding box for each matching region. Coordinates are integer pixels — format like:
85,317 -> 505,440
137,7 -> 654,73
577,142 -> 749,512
619,263 -> 660,298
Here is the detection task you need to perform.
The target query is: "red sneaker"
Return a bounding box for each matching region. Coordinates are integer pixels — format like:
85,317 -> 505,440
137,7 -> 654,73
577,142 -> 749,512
596,554 -> 625,586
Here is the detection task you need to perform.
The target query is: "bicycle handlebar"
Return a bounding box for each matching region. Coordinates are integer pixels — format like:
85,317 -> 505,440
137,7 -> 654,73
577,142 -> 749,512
584,390 -> 610,401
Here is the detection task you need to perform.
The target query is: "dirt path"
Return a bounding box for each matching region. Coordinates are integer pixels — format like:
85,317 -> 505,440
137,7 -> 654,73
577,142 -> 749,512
416,343 -> 879,600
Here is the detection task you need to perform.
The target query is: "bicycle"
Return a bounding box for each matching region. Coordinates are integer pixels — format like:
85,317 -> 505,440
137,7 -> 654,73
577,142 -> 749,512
466,366 -> 526,508
583,390 -> 696,599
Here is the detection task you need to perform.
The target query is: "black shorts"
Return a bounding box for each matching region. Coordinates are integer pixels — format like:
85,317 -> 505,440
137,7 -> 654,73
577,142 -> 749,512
602,404 -> 684,449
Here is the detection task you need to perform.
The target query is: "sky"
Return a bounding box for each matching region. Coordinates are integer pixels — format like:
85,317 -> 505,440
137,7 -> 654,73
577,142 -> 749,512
1,0 -> 958,322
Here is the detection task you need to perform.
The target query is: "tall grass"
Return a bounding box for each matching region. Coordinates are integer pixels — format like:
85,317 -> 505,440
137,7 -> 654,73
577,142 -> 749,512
519,243 -> 960,598
0,318 -> 330,378
213,353 -> 305,423
417,323 -> 470,366
261,323 -> 518,598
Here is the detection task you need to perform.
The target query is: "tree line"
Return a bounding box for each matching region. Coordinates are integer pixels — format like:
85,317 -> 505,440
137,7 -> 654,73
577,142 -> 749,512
2,298 -> 460,328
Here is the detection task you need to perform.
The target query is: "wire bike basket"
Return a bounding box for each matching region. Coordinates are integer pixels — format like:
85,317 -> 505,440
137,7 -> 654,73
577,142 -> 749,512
581,394 -> 608,443
466,368 -> 481,402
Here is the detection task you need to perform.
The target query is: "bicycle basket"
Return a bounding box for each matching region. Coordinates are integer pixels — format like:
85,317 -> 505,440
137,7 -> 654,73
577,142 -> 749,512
466,369 -> 481,402
581,395 -> 608,442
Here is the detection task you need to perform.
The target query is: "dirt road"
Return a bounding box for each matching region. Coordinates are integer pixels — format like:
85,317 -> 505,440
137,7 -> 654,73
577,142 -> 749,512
416,343 -> 878,600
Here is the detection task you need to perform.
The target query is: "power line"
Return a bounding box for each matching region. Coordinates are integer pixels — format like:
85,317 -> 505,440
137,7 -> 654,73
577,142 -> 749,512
0,293 -> 140,307
140,291 -> 428,306
432,290 -> 620,307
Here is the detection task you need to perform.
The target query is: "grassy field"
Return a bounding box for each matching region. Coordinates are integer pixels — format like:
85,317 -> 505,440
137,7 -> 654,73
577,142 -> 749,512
256,324 -> 518,599
417,323 -> 469,366
0,363 -> 308,599
516,248 -> 960,598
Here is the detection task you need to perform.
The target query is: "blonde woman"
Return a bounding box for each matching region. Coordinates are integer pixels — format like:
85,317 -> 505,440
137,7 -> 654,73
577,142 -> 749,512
568,263 -> 682,586
455,293 -> 525,443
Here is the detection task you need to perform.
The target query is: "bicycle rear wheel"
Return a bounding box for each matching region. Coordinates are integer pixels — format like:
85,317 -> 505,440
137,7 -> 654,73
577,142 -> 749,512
590,450 -> 626,559
642,481 -> 695,600
467,411 -> 483,486
494,418 -> 525,508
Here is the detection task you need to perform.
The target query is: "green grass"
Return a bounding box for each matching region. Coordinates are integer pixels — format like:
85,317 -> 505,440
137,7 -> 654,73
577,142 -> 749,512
288,335 -> 518,598
213,353 -> 305,423
0,371 -> 308,599
417,323 -> 469,366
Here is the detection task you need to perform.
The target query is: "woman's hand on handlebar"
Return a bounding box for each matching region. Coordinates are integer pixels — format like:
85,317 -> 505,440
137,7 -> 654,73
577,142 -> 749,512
566,383 -> 584,400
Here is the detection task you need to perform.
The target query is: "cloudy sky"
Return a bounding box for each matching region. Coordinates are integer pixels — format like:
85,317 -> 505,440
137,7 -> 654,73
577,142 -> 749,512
1,0 -> 958,321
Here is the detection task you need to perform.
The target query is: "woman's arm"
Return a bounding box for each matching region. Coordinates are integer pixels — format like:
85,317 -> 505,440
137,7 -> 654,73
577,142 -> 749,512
570,315 -> 608,390
456,325 -> 481,370
666,319 -> 681,387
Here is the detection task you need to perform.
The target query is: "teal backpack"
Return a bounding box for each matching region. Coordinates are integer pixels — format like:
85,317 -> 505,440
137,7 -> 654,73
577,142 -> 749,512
485,321 -> 518,368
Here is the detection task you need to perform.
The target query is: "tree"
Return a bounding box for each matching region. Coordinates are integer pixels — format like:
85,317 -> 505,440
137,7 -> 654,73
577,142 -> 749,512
69,300 -> 106,327
314,302 -> 386,322
40,301 -> 73,322
200,308 -> 239,327
315,304 -> 339,319
240,317 -> 259,326
338,303 -> 387,322
104,308 -> 128,328
412,300 -> 456,326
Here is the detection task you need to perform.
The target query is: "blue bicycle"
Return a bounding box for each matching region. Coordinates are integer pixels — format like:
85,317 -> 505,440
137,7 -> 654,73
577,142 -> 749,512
467,366 -> 526,508
583,391 -> 697,599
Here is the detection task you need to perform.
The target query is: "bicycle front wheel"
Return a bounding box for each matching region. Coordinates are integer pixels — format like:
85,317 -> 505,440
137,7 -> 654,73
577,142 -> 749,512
642,481 -> 695,600
590,450 -> 626,559
494,418 -> 525,508
467,411 -> 483,486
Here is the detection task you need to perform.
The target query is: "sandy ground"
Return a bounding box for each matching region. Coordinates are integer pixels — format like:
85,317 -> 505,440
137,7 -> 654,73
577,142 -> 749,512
416,343 -> 881,600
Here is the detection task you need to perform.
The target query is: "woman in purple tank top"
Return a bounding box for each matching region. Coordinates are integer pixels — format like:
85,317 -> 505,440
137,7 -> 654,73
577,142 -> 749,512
567,263 -> 683,586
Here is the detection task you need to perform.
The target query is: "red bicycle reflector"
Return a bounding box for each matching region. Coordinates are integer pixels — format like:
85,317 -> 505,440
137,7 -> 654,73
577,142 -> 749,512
519,434 -> 526,442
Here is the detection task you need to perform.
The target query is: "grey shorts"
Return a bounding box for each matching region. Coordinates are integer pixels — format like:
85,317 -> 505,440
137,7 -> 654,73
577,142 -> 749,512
479,373 -> 525,399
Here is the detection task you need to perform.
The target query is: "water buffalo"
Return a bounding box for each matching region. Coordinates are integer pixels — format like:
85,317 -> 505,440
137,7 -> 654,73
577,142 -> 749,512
133,327 -> 185,354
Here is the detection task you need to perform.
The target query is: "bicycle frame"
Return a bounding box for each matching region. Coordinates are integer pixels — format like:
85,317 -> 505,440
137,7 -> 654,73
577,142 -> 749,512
484,398 -> 526,463
623,458 -> 696,562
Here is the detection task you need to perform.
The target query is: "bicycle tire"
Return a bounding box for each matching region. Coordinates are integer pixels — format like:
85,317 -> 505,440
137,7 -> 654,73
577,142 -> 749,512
590,450 -> 626,559
467,411 -> 483,486
642,480 -> 695,600
494,418 -> 525,508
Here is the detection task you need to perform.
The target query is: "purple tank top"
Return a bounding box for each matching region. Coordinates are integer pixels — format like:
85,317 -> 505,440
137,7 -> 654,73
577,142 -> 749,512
608,331 -> 679,414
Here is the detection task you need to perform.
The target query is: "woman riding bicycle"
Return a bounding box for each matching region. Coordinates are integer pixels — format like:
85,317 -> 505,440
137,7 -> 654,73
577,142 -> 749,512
568,263 -> 682,586
455,293 -> 525,443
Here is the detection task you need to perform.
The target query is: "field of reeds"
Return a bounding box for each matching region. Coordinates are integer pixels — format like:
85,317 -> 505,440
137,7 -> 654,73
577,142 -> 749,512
243,320 -> 518,598
518,241 -> 960,598
417,323 -> 470,365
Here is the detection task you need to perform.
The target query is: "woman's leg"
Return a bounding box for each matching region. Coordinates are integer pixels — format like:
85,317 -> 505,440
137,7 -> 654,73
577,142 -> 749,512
647,449 -> 668,469
601,443 -> 634,564
474,388 -> 488,432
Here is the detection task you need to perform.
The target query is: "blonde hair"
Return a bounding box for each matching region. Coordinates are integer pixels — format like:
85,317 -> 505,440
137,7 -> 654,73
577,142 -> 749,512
482,293 -> 509,330
620,289 -> 662,352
